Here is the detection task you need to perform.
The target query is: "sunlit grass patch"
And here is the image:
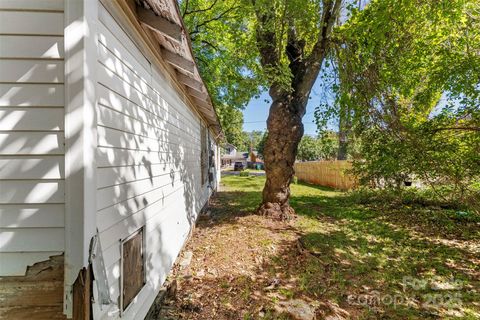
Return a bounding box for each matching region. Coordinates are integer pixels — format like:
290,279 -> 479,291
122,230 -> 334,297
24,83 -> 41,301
219,174 -> 480,319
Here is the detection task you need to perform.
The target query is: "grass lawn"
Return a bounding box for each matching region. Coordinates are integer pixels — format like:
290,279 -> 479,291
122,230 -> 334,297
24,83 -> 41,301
160,174 -> 480,319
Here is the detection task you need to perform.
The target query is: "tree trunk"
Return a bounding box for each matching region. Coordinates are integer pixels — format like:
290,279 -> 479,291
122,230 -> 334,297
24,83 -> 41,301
337,129 -> 348,160
337,105 -> 350,160
257,94 -> 306,220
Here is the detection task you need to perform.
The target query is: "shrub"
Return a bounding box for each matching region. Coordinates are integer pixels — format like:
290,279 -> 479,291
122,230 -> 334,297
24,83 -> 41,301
348,186 -> 471,212
239,171 -> 249,177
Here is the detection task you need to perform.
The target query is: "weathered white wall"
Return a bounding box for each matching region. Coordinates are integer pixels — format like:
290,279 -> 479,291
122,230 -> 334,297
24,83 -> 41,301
94,3 -> 217,318
0,1 -> 220,317
0,0 -> 65,276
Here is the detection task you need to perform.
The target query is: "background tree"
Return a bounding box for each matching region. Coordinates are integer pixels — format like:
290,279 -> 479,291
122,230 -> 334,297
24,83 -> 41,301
318,130 -> 339,160
249,130 -> 264,151
296,133 -> 338,161
331,0 -> 480,208
216,106 -> 246,150
257,131 -> 268,157
297,135 -> 321,161
181,0 -> 263,149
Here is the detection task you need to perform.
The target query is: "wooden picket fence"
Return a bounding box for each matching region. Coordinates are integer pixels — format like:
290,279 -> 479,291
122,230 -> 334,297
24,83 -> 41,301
294,160 -> 356,190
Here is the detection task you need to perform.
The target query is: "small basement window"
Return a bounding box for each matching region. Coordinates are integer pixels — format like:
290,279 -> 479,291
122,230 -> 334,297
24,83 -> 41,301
200,124 -> 208,185
121,228 -> 145,312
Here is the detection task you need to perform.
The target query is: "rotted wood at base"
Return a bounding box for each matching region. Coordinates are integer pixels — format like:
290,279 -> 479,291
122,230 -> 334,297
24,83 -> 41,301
0,254 -> 66,320
0,306 -> 67,320
72,264 -> 93,320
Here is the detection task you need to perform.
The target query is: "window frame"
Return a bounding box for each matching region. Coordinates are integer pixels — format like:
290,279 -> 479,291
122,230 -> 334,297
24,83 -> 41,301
200,124 -> 208,185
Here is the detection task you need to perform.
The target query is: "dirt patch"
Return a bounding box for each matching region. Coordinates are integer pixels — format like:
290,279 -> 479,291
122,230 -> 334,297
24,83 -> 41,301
159,212 -> 293,319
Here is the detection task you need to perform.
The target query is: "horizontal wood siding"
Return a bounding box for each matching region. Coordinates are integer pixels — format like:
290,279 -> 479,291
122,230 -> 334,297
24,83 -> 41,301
0,1 -> 64,278
0,132 -> 64,155
0,0 -> 64,11
94,3 -> 213,319
0,84 -> 64,107
0,11 -> 63,36
0,60 -> 64,83
0,35 -> 64,59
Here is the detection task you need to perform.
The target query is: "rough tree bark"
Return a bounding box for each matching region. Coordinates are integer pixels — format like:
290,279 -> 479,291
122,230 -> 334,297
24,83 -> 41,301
258,93 -> 308,219
255,0 -> 342,220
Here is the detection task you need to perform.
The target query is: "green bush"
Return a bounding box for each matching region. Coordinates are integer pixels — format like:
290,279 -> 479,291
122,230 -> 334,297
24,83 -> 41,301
239,171 -> 250,177
292,176 -> 298,184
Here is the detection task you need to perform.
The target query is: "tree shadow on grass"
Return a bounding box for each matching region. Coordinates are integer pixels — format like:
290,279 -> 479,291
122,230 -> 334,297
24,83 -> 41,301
179,176 -> 480,318
290,187 -> 480,318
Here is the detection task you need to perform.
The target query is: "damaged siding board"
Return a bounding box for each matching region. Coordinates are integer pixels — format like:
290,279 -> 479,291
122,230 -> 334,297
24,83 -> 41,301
0,252 -> 62,276
0,254 -> 65,319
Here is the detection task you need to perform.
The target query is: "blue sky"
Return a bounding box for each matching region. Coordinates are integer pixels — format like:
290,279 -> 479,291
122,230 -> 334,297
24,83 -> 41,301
242,82 -> 329,136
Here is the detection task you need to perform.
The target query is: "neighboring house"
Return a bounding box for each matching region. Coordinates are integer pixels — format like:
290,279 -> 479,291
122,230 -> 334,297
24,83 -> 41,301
224,150 -> 265,169
220,143 -> 246,167
224,143 -> 237,156
246,150 -> 264,169
220,145 -> 263,168
0,0 -> 222,319
249,150 -> 264,163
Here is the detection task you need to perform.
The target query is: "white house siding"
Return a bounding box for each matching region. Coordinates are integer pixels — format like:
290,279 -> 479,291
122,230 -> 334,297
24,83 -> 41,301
94,3 -> 216,318
0,0 -> 65,276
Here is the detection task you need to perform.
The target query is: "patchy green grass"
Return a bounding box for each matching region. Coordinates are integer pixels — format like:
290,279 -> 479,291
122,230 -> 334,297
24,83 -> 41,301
221,175 -> 480,319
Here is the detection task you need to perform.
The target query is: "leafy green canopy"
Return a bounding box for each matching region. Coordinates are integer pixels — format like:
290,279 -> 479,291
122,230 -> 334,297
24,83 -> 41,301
181,0 -> 262,108
232,130 -> 266,152
181,0 -> 261,146
328,0 -> 480,208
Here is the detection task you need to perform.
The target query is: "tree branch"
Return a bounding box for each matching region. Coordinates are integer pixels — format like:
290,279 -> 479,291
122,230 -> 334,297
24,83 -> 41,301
201,39 -> 220,51
286,25 -> 306,75
252,0 -> 284,99
189,5 -> 239,37
295,0 -> 342,98
431,126 -> 480,133
182,0 -> 190,18
309,0 -> 342,62
184,0 -> 219,17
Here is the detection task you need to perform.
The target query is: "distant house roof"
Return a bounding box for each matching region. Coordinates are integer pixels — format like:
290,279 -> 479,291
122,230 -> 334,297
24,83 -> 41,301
221,154 -> 245,160
224,143 -> 236,149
